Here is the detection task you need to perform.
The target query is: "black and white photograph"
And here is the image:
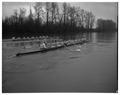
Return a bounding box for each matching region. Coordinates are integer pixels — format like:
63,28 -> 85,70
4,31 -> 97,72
2,1 -> 118,93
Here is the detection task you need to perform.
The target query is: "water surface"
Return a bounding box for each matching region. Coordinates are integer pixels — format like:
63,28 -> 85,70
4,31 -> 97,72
2,32 -> 117,92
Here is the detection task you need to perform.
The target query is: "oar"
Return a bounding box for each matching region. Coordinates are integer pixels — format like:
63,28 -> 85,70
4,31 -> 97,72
64,43 -> 81,52
63,43 -> 72,51
7,54 -> 16,58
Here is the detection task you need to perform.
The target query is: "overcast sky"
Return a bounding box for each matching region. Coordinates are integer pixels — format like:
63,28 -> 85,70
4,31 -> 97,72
2,2 -> 118,24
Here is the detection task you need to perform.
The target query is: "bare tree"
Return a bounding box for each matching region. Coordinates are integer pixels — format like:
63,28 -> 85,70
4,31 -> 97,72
84,11 -> 95,29
28,7 -> 33,21
13,9 -> 19,23
63,2 -> 67,25
75,8 -> 85,28
34,2 -> 44,24
19,8 -> 26,24
89,12 -> 95,29
67,6 -> 76,32
45,2 -> 51,26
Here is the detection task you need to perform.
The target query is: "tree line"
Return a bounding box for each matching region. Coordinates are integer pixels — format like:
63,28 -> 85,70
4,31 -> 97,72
2,2 -> 96,39
96,19 -> 117,32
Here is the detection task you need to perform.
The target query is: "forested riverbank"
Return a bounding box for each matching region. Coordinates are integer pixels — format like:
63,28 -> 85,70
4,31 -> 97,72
3,2 -> 117,39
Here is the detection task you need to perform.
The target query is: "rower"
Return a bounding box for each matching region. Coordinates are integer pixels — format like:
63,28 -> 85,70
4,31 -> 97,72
41,40 -> 47,48
42,41 -> 47,48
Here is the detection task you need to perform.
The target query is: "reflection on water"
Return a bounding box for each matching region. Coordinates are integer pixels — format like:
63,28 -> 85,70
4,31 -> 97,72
89,32 -> 117,43
2,32 -> 117,92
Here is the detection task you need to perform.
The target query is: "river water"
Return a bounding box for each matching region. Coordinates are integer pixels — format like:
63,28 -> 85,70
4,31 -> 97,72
2,32 -> 117,92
